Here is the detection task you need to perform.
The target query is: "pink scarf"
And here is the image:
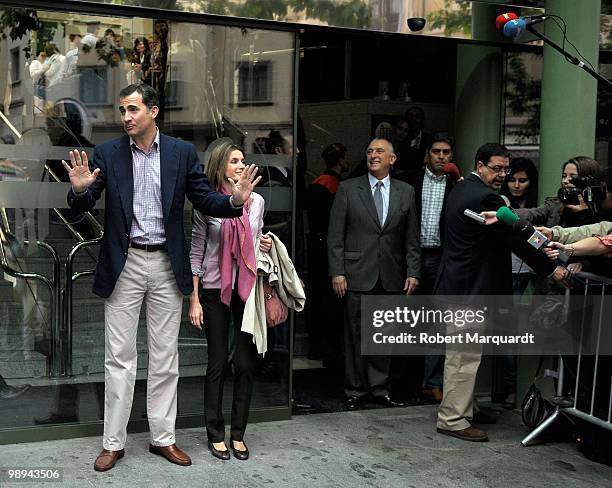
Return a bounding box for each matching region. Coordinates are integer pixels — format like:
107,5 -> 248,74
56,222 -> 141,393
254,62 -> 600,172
219,190 -> 257,306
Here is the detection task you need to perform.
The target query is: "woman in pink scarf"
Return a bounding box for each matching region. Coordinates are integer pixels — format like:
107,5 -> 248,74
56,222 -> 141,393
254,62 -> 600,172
189,141 -> 271,461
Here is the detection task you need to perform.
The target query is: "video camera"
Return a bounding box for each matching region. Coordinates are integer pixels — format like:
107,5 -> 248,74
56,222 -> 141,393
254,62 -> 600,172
557,175 -> 607,206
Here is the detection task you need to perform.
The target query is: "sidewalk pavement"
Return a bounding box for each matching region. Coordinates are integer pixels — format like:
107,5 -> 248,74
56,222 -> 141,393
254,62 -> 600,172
1,405 -> 610,487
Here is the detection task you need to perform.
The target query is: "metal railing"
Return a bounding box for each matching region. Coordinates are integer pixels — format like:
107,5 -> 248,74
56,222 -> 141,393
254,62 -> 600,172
0,180 -> 102,377
63,236 -> 102,377
0,218 -> 61,376
42,163 -> 104,376
43,164 -> 104,242
522,271 -> 612,446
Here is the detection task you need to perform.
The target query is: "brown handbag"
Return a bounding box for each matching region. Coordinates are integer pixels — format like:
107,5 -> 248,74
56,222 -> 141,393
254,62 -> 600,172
263,281 -> 288,327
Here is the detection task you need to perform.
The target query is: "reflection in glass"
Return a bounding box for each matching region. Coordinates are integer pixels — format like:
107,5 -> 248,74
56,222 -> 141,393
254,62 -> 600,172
503,51 -> 542,146
0,8 -> 294,432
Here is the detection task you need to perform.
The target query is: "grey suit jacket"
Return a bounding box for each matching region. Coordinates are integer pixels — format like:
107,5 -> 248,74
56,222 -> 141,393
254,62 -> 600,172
327,174 -> 421,292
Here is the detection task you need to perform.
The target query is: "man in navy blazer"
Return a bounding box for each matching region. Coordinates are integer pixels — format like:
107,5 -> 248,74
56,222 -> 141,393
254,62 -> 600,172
63,83 -> 260,471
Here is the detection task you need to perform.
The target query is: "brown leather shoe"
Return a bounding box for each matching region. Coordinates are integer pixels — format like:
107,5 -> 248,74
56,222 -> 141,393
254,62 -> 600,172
422,388 -> 443,402
149,444 -> 192,466
94,449 -> 124,472
436,426 -> 488,442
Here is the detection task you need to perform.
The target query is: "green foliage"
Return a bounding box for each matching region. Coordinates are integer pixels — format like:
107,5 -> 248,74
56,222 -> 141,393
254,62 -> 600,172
0,9 -> 58,59
234,0 -> 290,21
0,8 -> 41,41
427,0 -> 471,37
505,52 -> 542,144
601,14 -> 612,50
291,0 -> 371,28
200,0 -> 371,27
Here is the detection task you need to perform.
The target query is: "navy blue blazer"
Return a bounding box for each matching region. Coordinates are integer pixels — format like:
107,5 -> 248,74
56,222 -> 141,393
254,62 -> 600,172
67,133 -> 241,298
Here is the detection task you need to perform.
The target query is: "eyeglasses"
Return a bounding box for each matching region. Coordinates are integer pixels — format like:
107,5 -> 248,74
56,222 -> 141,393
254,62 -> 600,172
430,148 -> 451,155
485,163 -> 511,175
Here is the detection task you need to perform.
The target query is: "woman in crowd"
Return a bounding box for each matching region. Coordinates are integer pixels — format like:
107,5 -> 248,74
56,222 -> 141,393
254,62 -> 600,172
131,37 -> 152,85
189,141 -> 271,461
501,157 -> 540,294
501,157 -> 539,210
517,156 -> 603,228
499,158 -> 539,409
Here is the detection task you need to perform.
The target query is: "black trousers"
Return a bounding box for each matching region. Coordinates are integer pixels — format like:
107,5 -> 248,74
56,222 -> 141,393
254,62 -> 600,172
202,288 -> 258,442
344,280 -> 394,399
420,248 -> 444,389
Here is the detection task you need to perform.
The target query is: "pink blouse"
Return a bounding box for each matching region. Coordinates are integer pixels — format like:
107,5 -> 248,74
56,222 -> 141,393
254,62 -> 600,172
190,192 -> 265,289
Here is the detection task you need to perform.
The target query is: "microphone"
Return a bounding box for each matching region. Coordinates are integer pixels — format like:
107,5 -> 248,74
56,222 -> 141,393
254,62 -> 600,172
443,162 -> 461,181
495,207 -> 570,265
502,15 -> 548,39
464,209 -> 485,224
495,207 -> 549,249
495,12 -> 518,30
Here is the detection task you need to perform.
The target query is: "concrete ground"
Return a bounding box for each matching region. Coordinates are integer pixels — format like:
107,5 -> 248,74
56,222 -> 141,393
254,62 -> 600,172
1,405 -> 610,488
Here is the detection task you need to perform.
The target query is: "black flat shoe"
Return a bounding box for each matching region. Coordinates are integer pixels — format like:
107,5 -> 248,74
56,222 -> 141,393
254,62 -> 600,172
345,395 -> 362,410
230,439 -> 249,460
208,441 -> 230,461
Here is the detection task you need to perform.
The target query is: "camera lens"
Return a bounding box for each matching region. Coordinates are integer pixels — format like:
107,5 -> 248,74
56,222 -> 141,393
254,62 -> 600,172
558,187 -> 581,205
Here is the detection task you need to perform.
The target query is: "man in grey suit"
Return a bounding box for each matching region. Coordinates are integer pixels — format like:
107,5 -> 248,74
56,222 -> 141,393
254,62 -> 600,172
328,138 -> 421,409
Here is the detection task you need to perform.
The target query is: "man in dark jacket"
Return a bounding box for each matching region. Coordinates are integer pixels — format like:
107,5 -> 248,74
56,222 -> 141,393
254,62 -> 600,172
434,142 -> 568,442
328,138 -> 420,410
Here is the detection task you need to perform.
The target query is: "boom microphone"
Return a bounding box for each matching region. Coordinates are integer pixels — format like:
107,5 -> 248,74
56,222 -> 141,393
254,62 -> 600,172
501,14 -> 548,39
495,12 -> 518,30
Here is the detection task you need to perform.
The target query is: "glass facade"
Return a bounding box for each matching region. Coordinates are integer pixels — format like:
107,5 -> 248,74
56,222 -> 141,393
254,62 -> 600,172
0,6 -> 294,435
0,0 -> 607,443
62,0 -> 544,39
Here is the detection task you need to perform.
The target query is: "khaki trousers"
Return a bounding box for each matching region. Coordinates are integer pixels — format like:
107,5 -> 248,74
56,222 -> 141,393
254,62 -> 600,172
102,247 -> 183,451
436,315 -> 483,431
